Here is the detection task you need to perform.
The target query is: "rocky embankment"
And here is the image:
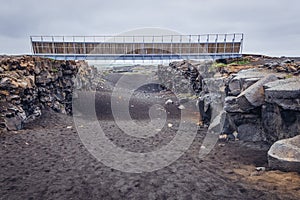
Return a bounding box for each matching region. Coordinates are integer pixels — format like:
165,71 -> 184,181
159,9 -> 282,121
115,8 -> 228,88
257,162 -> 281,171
158,56 -> 300,173
0,56 -> 99,132
158,61 -> 205,95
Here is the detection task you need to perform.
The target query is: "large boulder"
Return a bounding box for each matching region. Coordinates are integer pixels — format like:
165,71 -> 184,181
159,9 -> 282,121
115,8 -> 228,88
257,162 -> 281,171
262,103 -> 300,142
224,74 -> 278,113
198,77 -> 227,124
226,68 -> 285,95
268,135 -> 300,173
236,74 -> 278,111
264,78 -> 300,111
0,102 -> 26,131
237,123 -> 266,142
224,96 -> 244,113
261,103 -> 283,142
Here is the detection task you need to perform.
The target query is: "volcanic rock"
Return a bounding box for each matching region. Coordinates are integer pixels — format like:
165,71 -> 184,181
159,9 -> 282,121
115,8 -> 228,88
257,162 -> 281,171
264,78 -> 300,111
236,74 -> 278,111
268,135 -> 300,173
0,56 -> 100,131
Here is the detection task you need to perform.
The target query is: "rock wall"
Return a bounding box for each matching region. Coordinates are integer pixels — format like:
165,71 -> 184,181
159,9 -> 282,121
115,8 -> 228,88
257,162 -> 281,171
157,60 -> 213,95
158,58 -> 299,144
158,58 -> 300,173
223,69 -> 300,143
0,56 -> 99,132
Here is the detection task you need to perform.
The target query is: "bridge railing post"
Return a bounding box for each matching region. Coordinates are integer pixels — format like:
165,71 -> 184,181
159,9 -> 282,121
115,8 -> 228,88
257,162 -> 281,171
232,34 -> 236,57
41,36 -> 44,54
30,36 -> 33,55
240,33 -> 244,54
171,35 -> 173,60
142,36 -> 145,62
206,34 -> 209,55
214,34 -> 218,57
152,36 -> 154,61
51,36 -> 54,54
197,35 -> 200,57
180,35 -> 182,59
83,36 -> 86,56
132,36 -> 135,62
161,35 -> 163,61
188,35 -> 191,60
123,36 -> 125,61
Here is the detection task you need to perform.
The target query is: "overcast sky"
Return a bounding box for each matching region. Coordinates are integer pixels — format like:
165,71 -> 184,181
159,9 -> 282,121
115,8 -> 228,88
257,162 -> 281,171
0,0 -> 299,56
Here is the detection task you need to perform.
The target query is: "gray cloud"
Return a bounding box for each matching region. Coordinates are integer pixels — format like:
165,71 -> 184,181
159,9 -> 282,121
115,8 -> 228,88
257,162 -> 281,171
0,0 -> 299,56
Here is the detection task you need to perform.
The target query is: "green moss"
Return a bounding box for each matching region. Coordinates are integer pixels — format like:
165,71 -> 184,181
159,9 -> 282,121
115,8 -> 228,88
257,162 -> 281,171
209,62 -> 225,72
51,68 -> 58,72
228,59 -> 250,66
209,57 -> 251,72
213,62 -> 227,68
285,74 -> 294,79
231,57 -> 251,65
102,70 -> 111,76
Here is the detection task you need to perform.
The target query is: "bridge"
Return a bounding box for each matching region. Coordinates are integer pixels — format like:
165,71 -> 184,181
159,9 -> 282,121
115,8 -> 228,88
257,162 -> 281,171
30,33 -> 243,61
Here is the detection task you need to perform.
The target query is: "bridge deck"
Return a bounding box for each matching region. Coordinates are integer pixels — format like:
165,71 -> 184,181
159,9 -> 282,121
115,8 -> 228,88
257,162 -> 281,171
31,34 -> 243,60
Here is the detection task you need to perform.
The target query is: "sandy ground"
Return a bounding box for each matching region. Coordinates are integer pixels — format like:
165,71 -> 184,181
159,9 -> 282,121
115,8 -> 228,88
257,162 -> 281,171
1,71 -> 300,200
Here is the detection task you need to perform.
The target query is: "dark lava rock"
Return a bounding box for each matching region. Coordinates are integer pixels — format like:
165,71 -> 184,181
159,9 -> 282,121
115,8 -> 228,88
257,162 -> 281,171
268,135 -> 300,173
